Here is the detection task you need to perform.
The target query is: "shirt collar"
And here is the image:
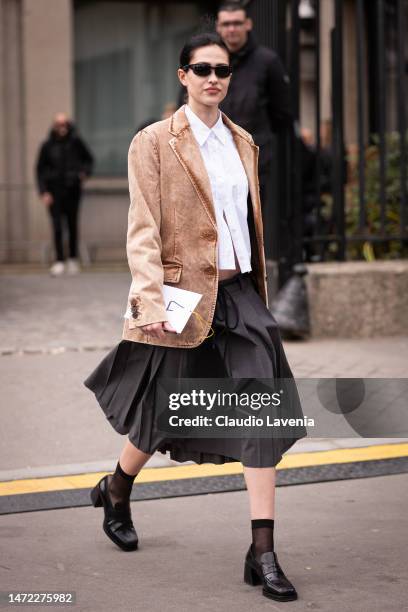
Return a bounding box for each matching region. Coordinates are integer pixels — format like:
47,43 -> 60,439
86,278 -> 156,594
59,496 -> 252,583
185,104 -> 227,146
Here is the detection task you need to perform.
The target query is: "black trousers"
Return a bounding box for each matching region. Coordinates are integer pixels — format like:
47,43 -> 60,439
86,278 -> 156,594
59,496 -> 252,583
47,185 -> 81,261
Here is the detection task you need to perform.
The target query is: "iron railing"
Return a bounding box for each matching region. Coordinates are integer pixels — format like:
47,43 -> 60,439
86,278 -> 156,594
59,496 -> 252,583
249,0 -> 408,286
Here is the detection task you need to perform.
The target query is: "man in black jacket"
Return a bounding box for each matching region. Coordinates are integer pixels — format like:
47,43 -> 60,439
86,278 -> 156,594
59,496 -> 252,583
215,1 -> 293,213
36,113 -> 93,276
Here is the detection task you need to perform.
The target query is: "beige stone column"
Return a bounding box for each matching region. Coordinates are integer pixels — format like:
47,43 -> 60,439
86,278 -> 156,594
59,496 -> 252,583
0,0 -> 27,262
319,0 -> 334,147
320,0 -> 364,148
298,0 -> 335,144
343,0 -> 358,146
22,0 -> 73,262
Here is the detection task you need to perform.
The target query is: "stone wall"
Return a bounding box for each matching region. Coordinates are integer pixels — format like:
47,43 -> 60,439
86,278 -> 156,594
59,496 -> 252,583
305,260 -> 408,338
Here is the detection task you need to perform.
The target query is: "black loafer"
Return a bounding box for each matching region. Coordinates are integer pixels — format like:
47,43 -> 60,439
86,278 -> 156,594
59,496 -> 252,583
244,544 -> 298,601
90,475 -> 138,551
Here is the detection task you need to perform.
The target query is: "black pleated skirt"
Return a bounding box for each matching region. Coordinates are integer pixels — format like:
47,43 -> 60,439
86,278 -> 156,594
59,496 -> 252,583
83,272 -> 307,467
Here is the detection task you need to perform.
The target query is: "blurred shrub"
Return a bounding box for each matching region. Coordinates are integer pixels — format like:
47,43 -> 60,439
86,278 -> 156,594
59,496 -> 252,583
346,131 -> 408,260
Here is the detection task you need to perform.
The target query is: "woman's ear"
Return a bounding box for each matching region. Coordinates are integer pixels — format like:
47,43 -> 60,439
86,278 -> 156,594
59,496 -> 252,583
178,68 -> 187,87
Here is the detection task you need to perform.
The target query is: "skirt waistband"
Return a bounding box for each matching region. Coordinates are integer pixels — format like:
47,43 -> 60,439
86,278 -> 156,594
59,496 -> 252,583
215,272 -> 252,333
218,271 -> 252,290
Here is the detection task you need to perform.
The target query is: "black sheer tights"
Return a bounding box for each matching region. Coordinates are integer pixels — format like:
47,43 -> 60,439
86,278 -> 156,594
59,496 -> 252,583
107,461 -> 137,508
251,519 -> 275,560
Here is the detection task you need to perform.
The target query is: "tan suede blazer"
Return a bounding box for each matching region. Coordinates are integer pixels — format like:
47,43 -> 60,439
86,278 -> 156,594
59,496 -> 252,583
122,105 -> 268,348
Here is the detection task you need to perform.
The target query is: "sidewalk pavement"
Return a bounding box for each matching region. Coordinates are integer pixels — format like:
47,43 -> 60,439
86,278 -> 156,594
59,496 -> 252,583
1,473 -> 407,612
1,269 -> 407,478
0,268 -> 407,611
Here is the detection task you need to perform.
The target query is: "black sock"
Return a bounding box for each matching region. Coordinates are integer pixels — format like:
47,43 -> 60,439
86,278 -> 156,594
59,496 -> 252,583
251,518 -> 275,560
108,461 -> 138,508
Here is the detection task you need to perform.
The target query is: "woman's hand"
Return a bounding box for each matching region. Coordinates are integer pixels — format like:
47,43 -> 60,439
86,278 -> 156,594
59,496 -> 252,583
140,321 -> 177,339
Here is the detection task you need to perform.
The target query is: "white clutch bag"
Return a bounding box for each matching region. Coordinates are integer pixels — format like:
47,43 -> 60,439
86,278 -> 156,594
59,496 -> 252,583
124,285 -> 203,334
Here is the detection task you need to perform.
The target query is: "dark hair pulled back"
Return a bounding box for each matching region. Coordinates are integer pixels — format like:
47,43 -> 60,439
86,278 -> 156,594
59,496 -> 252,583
179,32 -> 230,68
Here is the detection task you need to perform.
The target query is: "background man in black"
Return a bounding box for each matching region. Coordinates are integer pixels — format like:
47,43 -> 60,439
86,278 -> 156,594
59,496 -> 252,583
215,1 -> 293,214
36,113 -> 93,276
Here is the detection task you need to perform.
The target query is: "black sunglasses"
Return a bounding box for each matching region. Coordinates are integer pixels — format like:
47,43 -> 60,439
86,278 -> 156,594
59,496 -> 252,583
181,63 -> 232,78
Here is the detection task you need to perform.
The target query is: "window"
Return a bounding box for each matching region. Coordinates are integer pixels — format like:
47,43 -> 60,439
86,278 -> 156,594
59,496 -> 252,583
74,1 -> 202,175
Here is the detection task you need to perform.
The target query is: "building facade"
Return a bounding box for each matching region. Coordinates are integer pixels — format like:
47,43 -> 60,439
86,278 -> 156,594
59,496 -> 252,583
0,0 -> 404,263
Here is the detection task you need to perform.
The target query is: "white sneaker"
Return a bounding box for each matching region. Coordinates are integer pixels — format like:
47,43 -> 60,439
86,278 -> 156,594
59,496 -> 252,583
67,258 -> 80,275
49,261 -> 65,276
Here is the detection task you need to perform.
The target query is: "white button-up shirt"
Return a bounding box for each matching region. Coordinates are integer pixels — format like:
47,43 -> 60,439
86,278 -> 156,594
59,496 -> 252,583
184,104 -> 252,272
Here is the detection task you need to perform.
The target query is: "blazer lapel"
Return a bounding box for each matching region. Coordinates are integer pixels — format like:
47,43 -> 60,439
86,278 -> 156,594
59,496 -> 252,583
168,106 -> 263,240
169,107 -> 217,228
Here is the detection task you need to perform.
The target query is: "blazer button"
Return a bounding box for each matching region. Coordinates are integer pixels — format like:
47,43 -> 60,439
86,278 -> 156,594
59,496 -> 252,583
203,265 -> 215,275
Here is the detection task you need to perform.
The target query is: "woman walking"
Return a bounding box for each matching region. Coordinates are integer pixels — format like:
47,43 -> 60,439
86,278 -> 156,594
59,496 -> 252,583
84,32 -> 307,603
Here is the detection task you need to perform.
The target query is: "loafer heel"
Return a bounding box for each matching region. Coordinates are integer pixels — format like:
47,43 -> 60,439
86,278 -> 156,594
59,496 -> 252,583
244,562 -> 262,586
90,485 -> 103,507
244,544 -> 298,602
90,475 -> 139,552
